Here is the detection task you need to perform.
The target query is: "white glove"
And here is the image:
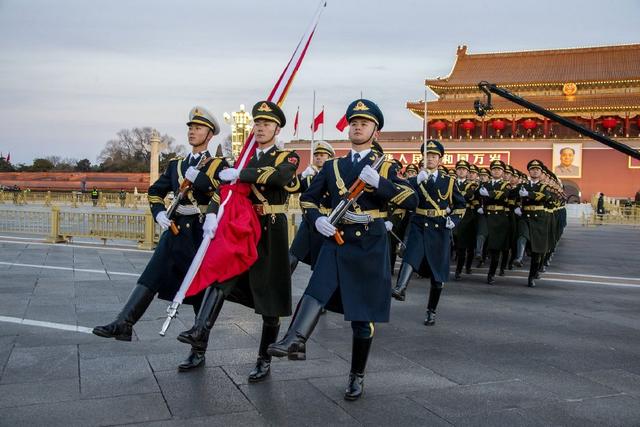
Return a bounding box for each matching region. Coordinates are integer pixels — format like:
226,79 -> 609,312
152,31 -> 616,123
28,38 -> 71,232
519,187 -> 529,198
479,187 -> 489,197
315,216 -> 336,238
384,221 -> 393,232
219,167 -> 239,181
514,207 -> 522,216
202,213 -> 218,238
477,207 -> 484,215
301,165 -> 316,179
445,207 -> 451,214
185,166 -> 200,182
417,170 -> 428,184
155,211 -> 172,229
446,216 -> 455,229
359,165 -> 380,188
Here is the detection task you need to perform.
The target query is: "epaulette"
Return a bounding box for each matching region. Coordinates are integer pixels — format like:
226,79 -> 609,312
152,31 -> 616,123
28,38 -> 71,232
169,156 -> 183,162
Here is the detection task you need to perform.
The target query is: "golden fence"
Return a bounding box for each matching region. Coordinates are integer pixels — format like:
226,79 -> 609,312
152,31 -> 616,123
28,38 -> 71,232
0,190 -> 147,209
582,206 -> 640,227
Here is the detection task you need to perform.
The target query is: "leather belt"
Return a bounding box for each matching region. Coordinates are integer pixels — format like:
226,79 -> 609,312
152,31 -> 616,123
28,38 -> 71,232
523,205 -> 545,211
253,204 -> 287,216
176,204 -> 207,215
416,208 -> 446,217
486,205 -> 505,211
339,210 -> 386,224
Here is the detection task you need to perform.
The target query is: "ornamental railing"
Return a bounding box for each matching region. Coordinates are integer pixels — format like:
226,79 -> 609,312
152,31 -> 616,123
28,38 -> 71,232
582,206 -> 640,227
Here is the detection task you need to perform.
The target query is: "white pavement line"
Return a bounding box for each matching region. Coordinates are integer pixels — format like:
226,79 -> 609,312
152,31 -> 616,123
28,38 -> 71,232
0,238 -> 150,253
0,261 -> 138,277
460,272 -> 640,288
0,315 -> 93,334
448,268 -> 640,284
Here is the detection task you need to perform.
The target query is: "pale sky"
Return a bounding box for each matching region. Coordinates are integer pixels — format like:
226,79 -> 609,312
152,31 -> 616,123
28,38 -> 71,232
1,0 -> 638,164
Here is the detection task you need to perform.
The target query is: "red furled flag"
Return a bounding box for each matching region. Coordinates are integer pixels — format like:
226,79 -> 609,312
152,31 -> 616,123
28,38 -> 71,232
311,109 -> 324,132
293,108 -> 300,137
336,114 -> 348,132
6,153 -> 10,163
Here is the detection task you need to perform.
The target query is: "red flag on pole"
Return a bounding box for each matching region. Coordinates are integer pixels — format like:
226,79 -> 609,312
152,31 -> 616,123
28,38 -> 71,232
6,152 -> 10,163
336,114 -> 348,132
311,109 -> 324,132
293,108 -> 300,137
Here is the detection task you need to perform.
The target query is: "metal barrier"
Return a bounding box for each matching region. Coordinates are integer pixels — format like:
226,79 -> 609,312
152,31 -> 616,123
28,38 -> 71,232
0,190 -> 148,209
582,206 -> 640,227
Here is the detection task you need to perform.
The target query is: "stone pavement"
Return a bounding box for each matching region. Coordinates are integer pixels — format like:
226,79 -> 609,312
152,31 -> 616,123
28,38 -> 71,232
0,224 -> 639,426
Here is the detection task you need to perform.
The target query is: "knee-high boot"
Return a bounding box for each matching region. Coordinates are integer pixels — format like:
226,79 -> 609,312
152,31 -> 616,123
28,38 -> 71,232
391,262 -> 414,301
344,336 -> 373,401
248,318 -> 280,383
92,285 -> 155,341
267,295 -> 323,360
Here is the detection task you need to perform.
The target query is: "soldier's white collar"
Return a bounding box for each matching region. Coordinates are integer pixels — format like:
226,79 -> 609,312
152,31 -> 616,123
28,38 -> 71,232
350,148 -> 371,162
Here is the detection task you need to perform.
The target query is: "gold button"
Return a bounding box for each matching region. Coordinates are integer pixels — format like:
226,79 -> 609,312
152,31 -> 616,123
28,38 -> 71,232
425,223 -> 429,227
355,231 -> 361,237
437,199 -> 441,202
261,186 -> 266,191
435,224 -> 439,228
185,223 -> 190,228
264,226 -> 267,230
340,231 -> 344,235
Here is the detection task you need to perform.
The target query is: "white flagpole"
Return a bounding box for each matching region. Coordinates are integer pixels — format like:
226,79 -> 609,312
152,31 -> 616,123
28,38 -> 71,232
311,90 -> 316,166
321,105 -> 324,141
423,88 -> 428,170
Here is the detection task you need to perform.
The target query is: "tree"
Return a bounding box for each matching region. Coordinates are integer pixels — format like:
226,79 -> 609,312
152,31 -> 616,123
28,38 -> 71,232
75,159 -> 92,171
0,158 -> 14,172
98,127 -> 183,172
30,158 -> 55,172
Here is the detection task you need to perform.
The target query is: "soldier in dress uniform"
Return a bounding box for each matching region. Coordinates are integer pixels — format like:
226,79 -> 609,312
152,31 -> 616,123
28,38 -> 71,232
404,163 -> 419,179
92,106 -> 228,363
512,160 -> 553,287
477,160 -> 512,285
267,99 -> 417,401
499,164 -> 517,275
453,160 -> 479,280
289,140 -> 335,273
474,167 -> 490,266
391,139 -> 466,326
175,101 -> 300,380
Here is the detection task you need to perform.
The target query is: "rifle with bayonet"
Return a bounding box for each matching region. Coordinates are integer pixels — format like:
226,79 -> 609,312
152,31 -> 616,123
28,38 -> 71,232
165,153 -> 211,235
326,155 -> 386,245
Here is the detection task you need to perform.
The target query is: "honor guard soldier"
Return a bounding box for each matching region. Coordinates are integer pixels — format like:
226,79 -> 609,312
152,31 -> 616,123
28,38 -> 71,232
391,139 -> 465,325
289,140 -> 335,273
268,99 -> 417,401
499,164 -> 517,275
478,160 -> 512,285
175,101 -> 300,380
93,107 -> 228,362
404,163 -> 419,179
512,160 -> 552,287
453,160 -> 479,280
474,167 -> 491,266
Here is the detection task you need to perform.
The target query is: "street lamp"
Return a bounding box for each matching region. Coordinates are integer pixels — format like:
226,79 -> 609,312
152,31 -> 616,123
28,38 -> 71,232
223,104 -> 253,159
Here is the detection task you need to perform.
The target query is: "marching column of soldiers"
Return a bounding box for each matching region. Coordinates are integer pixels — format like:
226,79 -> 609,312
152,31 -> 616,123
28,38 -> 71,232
91,99 -> 567,402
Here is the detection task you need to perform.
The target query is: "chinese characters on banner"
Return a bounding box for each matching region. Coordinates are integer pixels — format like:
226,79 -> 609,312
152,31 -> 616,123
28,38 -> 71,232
382,151 -> 511,167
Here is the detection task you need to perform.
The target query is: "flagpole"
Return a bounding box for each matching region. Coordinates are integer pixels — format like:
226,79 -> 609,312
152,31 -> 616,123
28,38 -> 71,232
310,90 -> 316,166
423,88 -> 428,170
321,105 -> 324,141
294,106 -> 300,138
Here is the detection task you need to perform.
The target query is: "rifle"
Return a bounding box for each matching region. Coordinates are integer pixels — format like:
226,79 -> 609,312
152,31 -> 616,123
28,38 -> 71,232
165,153 -> 211,235
326,155 -> 386,245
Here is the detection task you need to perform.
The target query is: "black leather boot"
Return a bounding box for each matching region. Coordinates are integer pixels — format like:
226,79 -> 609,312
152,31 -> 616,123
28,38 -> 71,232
392,263 -> 413,301
177,287 -> 225,348
474,235 -> 485,261
424,285 -> 442,326
344,336 -> 372,401
528,253 -> 540,287
92,285 -> 155,341
424,309 -> 436,326
499,250 -> 508,276
487,251 -> 499,285
465,249 -> 474,274
267,295 -> 323,360
248,321 -> 280,383
454,250 -> 465,281
512,237 -> 527,267
289,252 -> 299,274
178,346 -> 207,371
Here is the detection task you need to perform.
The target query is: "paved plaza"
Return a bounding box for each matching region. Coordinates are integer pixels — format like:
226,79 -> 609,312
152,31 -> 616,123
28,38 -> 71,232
0,224 -> 639,426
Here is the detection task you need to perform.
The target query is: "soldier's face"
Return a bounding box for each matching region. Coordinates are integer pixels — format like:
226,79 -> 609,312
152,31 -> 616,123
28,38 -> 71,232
188,124 -> 212,148
510,175 -> 520,185
425,153 -> 440,170
504,172 -> 512,181
480,174 -> 489,182
348,119 -> 378,145
490,168 -> 503,179
469,171 -> 478,181
456,167 -> 468,179
405,169 -> 417,178
313,153 -> 330,168
254,119 -> 280,145
529,168 -> 541,179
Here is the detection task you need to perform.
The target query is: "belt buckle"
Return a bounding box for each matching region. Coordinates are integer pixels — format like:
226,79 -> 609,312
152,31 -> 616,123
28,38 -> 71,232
254,205 -> 265,216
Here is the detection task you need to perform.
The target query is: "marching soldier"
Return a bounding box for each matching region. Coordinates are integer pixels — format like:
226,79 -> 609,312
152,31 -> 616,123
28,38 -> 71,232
289,140 -> 335,273
453,160 -> 479,280
175,101 -> 299,380
477,160 -> 512,285
391,139 -> 466,326
512,160 -> 552,287
499,164 -> 517,275
474,167 -> 490,266
404,163 -> 419,179
268,99 -> 417,401
93,106 -> 228,365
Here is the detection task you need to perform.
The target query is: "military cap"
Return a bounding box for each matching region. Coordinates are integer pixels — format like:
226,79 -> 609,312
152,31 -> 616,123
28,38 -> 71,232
479,167 -> 490,176
455,159 -> 470,171
490,159 -> 506,170
469,164 -> 479,173
313,140 -> 335,157
346,99 -> 384,130
252,101 -> 286,127
438,165 -> 448,175
371,140 -> 384,154
448,168 -> 457,177
187,106 -> 220,135
405,163 -> 419,174
420,139 -> 445,157
527,159 -> 543,170
504,164 -> 514,174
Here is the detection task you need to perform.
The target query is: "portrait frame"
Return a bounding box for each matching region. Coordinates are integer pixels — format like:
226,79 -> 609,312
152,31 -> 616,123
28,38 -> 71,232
552,143 -> 582,178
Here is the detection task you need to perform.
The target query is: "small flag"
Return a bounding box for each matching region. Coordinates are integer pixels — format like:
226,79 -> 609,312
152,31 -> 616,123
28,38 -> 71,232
293,108 -> 300,137
6,152 -> 10,163
336,114 -> 348,132
311,109 -> 324,132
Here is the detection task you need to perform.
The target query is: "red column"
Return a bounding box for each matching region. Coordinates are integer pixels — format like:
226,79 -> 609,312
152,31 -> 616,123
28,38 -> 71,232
511,116 -> 517,137
543,118 -> 549,138
452,119 -> 457,139
590,117 -> 595,131
625,114 -> 630,137
481,119 -> 487,139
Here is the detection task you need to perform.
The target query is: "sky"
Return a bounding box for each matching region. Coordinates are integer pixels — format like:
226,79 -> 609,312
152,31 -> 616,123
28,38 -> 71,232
0,0 -> 638,164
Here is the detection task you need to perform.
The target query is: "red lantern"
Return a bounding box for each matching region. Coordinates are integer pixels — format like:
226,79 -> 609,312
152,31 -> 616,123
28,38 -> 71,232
522,118 -> 537,130
490,119 -> 505,130
430,120 -> 446,132
461,120 -> 475,131
601,117 -> 618,130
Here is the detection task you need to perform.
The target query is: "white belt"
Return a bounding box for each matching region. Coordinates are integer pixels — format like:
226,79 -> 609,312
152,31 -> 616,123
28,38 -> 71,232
176,205 -> 202,216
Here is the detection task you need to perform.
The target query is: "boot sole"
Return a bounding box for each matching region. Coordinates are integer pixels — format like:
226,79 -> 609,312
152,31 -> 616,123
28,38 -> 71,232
248,371 -> 271,383
178,361 -> 205,372
344,393 -> 363,401
92,329 -> 132,341
391,293 -> 405,301
266,347 -> 306,360
176,335 -> 204,347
